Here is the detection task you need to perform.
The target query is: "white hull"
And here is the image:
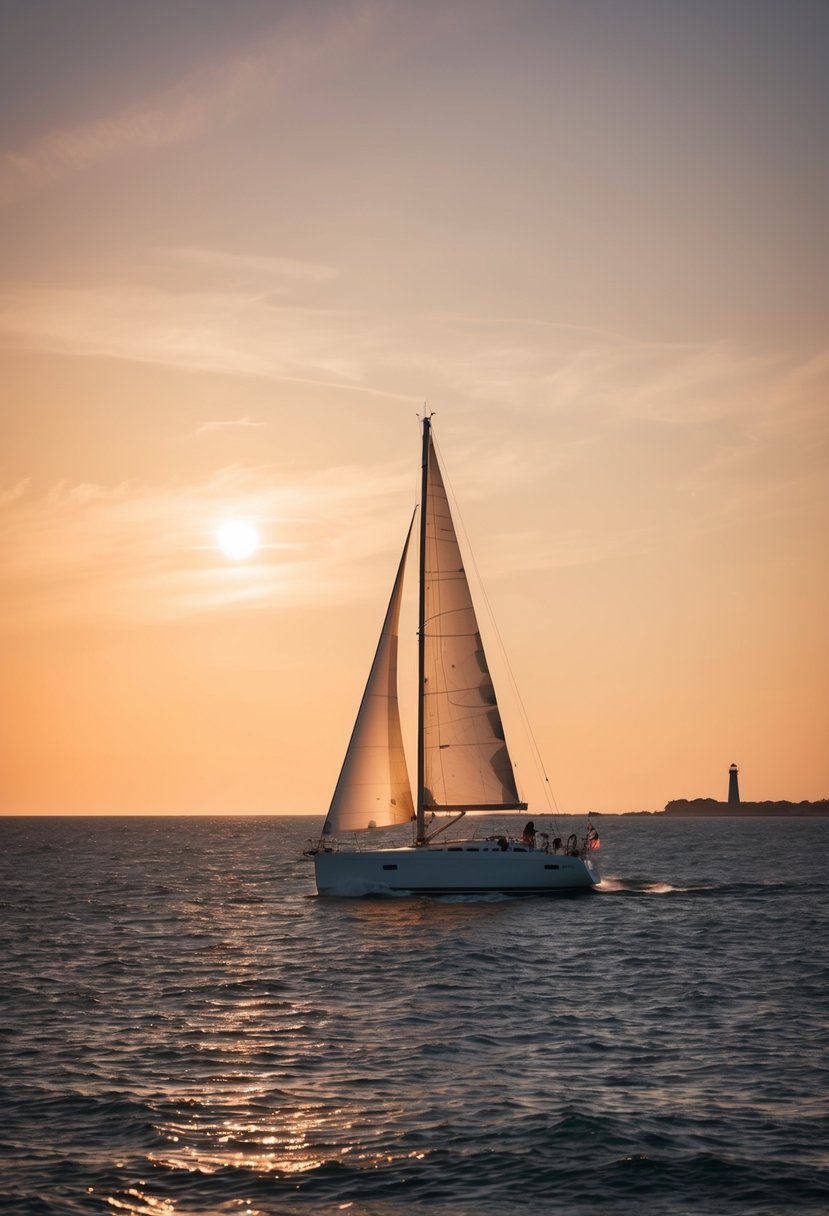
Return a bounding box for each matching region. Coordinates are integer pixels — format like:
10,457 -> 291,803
314,842 -> 599,896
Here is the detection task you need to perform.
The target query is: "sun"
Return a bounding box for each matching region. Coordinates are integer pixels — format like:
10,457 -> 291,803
217,519 -> 260,561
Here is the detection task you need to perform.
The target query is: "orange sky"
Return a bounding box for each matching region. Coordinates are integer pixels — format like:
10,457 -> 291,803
1,0 -> 827,815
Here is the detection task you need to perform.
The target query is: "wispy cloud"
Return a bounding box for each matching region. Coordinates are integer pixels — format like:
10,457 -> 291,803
169,247 -> 337,286
0,477 -> 30,506
0,278 -> 419,399
188,416 -> 266,439
0,57 -> 262,206
0,1 -> 393,206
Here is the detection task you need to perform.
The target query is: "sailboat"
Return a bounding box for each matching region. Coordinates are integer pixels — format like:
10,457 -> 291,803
308,417 -> 600,896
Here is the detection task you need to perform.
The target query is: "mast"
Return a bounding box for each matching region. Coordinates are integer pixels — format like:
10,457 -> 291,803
416,414 -> 431,845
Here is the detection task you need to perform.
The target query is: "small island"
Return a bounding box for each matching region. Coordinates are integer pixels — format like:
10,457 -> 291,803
661,763 -> 828,816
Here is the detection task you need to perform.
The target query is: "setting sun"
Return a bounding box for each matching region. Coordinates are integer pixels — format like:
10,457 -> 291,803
217,520 -> 260,561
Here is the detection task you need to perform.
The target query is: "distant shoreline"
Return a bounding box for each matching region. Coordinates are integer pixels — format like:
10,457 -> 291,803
658,799 -> 829,817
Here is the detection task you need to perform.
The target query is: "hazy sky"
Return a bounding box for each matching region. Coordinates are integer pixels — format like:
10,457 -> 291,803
1,0 -> 827,815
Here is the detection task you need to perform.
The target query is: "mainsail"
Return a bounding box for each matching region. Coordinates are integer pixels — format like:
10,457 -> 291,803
323,519 -> 415,835
420,431 -> 525,812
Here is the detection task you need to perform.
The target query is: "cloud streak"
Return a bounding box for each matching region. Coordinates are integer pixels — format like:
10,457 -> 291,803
0,277 -> 421,399
2,274 -> 822,419
0,1 -> 392,206
169,247 -> 337,286
0,56 -> 261,205
188,416 -> 266,438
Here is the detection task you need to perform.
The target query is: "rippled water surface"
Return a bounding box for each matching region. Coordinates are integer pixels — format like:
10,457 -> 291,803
1,814 -> 828,1215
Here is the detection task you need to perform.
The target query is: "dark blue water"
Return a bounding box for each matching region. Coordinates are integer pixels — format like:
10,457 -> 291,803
1,814 -> 827,1215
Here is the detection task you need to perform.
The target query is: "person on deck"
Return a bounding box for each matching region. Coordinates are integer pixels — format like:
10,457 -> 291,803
521,821 -> 536,848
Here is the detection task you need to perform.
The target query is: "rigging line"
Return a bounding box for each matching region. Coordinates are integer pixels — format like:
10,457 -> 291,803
430,430 -> 563,829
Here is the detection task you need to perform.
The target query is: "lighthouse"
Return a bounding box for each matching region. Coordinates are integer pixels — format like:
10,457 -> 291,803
728,763 -> 740,806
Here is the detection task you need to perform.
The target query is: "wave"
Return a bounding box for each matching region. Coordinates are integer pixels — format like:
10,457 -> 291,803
598,876 -> 717,895
8,1137 -> 827,1216
597,876 -> 804,897
318,880 -> 413,898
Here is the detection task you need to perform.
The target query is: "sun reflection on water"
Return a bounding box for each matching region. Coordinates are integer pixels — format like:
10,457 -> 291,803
105,1189 -> 178,1214
150,1094 -> 343,1175
105,1191 -> 266,1216
97,873 -> 439,1214
150,1096 -> 429,1175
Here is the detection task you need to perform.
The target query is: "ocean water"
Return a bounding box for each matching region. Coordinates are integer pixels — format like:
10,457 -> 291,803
1,814 -> 827,1216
